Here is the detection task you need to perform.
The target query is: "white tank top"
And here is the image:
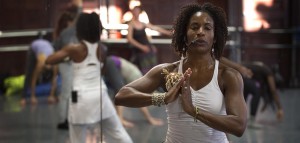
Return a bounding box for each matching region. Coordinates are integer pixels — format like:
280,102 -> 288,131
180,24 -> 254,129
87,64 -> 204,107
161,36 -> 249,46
69,40 -> 115,124
73,41 -> 101,87
165,59 -> 228,143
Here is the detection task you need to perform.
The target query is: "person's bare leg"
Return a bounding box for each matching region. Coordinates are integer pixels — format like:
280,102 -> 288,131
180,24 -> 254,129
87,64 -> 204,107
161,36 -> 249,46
260,101 -> 268,112
140,107 -> 163,126
29,79 -> 38,105
20,98 -> 27,106
30,96 -> 38,105
29,56 -> 43,105
47,95 -> 57,104
47,65 -> 58,104
116,106 -> 134,128
267,75 -> 284,121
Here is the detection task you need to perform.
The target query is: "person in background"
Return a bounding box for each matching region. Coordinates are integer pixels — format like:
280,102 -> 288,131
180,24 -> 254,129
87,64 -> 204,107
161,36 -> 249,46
107,55 -> 163,128
115,2 -> 247,142
122,0 -> 149,24
20,38 -> 58,105
53,11 -> 77,41
52,0 -> 82,130
46,12 -> 133,143
222,57 -> 284,127
127,5 -> 172,74
243,62 -> 284,123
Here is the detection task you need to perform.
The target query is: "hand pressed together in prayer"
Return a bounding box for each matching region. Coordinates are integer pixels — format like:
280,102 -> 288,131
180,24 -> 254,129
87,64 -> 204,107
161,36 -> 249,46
179,68 -> 195,115
163,71 -> 186,104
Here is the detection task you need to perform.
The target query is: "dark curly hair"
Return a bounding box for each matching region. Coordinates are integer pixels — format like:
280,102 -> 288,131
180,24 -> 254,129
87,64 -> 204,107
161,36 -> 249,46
171,2 -> 228,60
76,12 -> 102,43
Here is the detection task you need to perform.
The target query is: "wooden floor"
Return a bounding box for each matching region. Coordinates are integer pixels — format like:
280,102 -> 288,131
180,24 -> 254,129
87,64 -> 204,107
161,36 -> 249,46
0,89 -> 299,143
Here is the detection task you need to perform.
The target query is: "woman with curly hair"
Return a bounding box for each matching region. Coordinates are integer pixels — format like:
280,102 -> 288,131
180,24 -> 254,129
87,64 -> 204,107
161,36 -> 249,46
115,2 -> 247,142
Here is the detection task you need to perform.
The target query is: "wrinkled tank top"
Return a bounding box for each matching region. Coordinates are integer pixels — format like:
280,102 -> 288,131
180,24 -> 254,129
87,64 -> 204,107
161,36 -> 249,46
165,59 -> 228,143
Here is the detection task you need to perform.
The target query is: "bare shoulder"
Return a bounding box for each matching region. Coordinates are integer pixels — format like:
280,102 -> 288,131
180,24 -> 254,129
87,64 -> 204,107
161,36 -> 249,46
147,61 -> 180,77
160,61 -> 180,72
67,43 -> 85,59
64,43 -> 80,51
219,63 -> 242,79
135,61 -> 180,92
144,61 -> 180,85
218,63 -> 243,89
128,20 -> 135,27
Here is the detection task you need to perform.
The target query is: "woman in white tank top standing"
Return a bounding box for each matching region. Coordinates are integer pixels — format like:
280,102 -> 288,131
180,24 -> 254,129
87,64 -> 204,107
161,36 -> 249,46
115,2 -> 247,143
46,12 -> 132,143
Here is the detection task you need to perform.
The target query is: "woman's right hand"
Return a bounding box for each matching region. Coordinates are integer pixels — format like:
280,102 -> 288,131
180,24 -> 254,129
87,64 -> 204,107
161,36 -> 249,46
277,108 -> 284,122
140,45 -> 151,53
164,75 -> 186,104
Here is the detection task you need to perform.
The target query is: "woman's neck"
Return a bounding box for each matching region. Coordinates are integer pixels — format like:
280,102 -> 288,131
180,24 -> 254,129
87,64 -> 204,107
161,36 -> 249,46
185,54 -> 214,70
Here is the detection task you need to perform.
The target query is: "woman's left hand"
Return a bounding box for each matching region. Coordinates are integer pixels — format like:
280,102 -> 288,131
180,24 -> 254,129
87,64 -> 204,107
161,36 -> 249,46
180,68 -> 194,114
151,45 -> 157,53
238,66 -> 253,78
277,108 -> 284,122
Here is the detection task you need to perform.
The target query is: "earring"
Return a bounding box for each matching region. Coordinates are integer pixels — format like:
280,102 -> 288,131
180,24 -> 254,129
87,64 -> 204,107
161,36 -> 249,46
184,37 -> 189,46
211,43 -> 215,53
181,47 -> 186,59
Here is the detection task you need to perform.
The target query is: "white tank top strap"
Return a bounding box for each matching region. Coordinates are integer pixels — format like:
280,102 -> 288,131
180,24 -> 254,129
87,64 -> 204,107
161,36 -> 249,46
82,40 -> 99,64
178,56 -> 184,74
212,60 -> 219,81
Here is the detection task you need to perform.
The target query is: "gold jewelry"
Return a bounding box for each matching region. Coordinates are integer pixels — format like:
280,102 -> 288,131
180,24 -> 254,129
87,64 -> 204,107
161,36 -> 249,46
151,92 -> 166,107
194,106 -> 200,122
162,68 -> 183,91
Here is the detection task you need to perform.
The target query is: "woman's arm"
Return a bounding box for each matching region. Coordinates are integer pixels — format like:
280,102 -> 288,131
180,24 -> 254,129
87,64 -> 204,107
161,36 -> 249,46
46,45 -> 72,65
267,74 -> 284,121
30,54 -> 45,98
145,23 -> 172,36
181,67 -> 247,137
115,63 -> 184,107
72,0 -> 82,7
115,64 -> 166,107
49,65 -> 58,97
127,21 -> 150,53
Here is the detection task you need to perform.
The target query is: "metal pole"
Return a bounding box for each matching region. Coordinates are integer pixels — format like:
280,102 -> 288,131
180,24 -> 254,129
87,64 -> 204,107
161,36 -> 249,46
99,1 -> 104,142
290,29 -> 299,87
106,0 -> 109,24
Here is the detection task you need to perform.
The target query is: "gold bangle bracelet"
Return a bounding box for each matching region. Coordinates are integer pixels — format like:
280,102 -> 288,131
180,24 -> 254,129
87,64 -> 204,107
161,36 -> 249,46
194,106 -> 200,122
151,92 -> 166,107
